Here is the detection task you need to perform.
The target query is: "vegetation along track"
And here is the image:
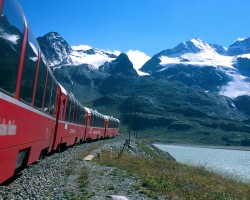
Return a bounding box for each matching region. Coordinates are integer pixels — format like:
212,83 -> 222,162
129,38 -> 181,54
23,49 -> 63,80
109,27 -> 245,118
1,134 -> 250,200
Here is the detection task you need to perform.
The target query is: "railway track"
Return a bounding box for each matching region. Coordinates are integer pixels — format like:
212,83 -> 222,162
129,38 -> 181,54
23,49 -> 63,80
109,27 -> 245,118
0,135 -> 157,199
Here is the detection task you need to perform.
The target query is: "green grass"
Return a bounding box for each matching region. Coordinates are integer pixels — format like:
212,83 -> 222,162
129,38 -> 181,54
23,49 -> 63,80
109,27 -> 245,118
78,169 -> 90,193
64,145 -> 100,200
95,149 -> 250,200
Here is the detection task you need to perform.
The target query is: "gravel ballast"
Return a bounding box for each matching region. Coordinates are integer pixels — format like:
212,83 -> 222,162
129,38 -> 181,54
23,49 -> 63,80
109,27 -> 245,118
0,135 -> 161,200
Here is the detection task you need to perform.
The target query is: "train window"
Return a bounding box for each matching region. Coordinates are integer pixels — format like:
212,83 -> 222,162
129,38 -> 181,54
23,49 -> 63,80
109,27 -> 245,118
76,104 -> 79,123
34,60 -> 46,109
71,101 -> 75,123
65,98 -> 71,122
99,115 -> 102,127
70,101 -> 74,123
99,115 -> 101,127
75,103 -> 78,123
0,0 -> 24,95
78,109 -> 81,124
76,105 -> 80,124
74,103 -> 78,123
49,81 -> 56,116
94,114 -> 97,127
78,108 -> 81,124
101,117 -> 104,127
90,113 -> 94,127
53,89 -> 59,117
77,107 -> 81,124
19,30 -> 39,104
81,109 -> 86,125
98,115 -> 100,127
61,99 -> 66,120
81,109 -> 85,124
94,113 -> 97,127
109,119 -> 114,128
97,114 -> 99,127
78,109 -> 82,124
43,75 -> 52,113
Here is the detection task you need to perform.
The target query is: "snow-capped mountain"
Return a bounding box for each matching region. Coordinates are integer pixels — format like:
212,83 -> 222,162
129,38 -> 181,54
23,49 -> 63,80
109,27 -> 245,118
37,32 -> 119,68
37,32 -> 73,67
37,32 -> 250,99
35,31 -> 250,145
140,38 -> 250,98
228,38 -> 250,56
37,32 -> 151,75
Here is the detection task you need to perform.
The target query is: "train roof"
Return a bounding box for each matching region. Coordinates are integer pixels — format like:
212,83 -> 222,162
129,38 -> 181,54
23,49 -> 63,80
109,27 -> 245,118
58,83 -> 67,95
84,107 -> 91,114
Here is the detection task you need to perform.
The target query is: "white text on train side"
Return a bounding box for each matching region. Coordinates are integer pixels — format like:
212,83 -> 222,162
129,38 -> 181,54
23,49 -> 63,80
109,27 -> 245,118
69,129 -> 76,134
0,119 -> 17,136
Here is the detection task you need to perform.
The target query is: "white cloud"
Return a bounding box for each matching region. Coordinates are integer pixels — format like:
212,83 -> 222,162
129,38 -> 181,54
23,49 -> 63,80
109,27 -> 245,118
126,50 -> 151,75
71,44 -> 92,51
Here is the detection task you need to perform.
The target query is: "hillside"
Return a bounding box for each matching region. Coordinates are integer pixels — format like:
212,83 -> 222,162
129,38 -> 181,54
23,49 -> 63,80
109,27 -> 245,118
38,32 -> 250,146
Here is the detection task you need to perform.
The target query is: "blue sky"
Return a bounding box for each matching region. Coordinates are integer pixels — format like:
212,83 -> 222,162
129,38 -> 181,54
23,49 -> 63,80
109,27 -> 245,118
18,0 -> 250,56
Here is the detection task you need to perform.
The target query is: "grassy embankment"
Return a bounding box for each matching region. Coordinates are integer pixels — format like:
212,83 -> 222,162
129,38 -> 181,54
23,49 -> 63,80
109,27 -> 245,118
95,140 -> 250,200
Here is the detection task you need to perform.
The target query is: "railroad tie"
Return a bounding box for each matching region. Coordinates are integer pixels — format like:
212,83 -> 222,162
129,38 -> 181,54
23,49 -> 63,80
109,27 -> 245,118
83,154 -> 95,161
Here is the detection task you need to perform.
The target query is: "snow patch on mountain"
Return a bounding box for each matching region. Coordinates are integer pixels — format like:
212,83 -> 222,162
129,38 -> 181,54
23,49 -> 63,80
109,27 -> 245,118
220,73 -> 250,98
72,44 -> 92,51
0,32 -> 19,44
70,45 -> 121,68
238,53 -> 250,59
159,52 -> 234,69
107,50 -> 121,56
158,39 -> 235,71
236,38 -> 245,42
70,49 -> 117,68
126,50 -> 150,75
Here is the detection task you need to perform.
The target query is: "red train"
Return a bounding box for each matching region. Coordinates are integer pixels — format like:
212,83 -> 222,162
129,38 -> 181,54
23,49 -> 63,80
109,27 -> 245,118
0,0 -> 120,184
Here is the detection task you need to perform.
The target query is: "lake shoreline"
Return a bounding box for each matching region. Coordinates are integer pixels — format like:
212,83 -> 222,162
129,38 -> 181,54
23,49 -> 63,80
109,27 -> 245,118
153,142 -> 250,151
154,142 -> 250,183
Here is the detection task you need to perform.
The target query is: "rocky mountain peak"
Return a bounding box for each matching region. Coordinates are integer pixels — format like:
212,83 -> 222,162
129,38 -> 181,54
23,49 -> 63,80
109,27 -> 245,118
41,32 -> 72,53
227,37 -> 250,56
37,32 -> 73,67
155,38 -> 224,58
184,38 -> 212,53
99,53 -> 137,76
37,32 -> 119,68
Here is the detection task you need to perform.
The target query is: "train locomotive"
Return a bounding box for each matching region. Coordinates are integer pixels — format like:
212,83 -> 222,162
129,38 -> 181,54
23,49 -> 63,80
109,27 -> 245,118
0,0 -> 120,184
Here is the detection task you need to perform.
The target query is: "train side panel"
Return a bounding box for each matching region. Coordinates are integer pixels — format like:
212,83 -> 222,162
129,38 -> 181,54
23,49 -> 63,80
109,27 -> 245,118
0,0 -> 121,184
52,89 -> 86,150
0,0 -> 58,183
0,93 -> 56,183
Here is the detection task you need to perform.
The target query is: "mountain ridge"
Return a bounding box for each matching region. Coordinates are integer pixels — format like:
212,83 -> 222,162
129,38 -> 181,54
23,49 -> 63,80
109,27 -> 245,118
140,38 -> 250,98
37,32 -> 119,68
37,32 -> 250,146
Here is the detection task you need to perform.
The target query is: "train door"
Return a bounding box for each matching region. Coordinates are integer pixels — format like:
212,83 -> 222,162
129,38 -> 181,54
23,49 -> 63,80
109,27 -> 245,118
84,109 -> 91,141
52,85 -> 67,150
104,116 -> 108,138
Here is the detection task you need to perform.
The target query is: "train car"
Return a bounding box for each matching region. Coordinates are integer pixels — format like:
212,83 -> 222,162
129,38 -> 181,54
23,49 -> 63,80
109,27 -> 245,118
0,0 -> 59,184
105,116 -> 120,138
87,109 -> 106,140
0,0 -> 120,184
52,88 -> 88,150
